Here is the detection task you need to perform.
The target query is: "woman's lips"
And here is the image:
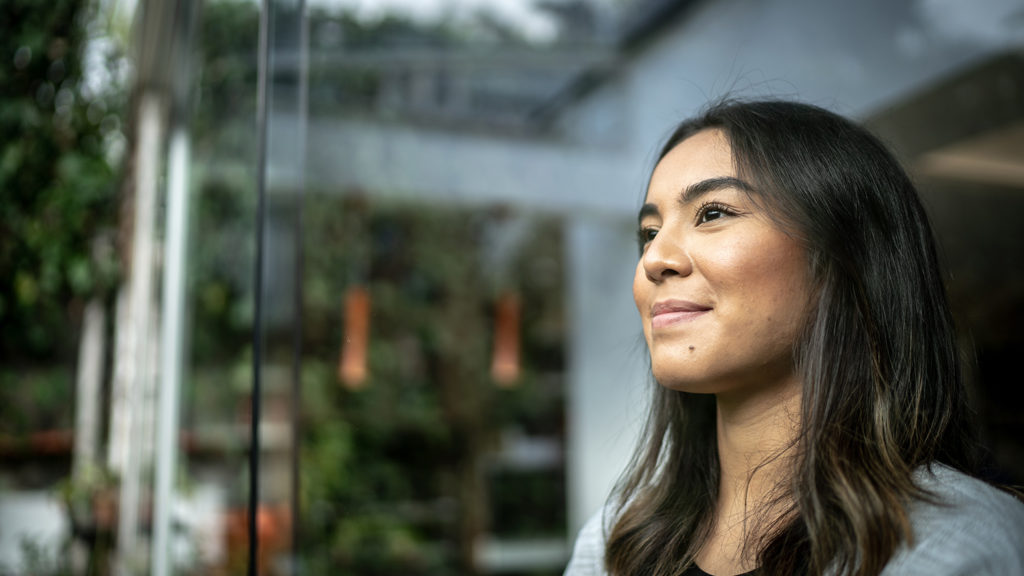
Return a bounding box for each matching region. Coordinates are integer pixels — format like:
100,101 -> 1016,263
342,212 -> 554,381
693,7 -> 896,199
650,300 -> 712,329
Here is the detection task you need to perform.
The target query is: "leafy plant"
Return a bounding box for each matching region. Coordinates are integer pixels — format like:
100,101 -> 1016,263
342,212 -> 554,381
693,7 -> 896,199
0,0 -> 122,363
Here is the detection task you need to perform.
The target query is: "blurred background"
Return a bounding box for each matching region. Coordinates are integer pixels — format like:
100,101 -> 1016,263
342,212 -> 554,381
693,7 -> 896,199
1,0 -> 1022,574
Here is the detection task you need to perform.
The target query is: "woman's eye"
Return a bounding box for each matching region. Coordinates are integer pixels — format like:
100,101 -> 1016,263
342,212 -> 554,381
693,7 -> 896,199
638,227 -> 658,245
696,202 -> 732,224
700,209 -> 724,223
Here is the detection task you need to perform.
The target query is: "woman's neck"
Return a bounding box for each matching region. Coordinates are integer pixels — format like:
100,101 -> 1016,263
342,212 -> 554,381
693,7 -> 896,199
715,377 -> 801,501
696,376 -> 802,575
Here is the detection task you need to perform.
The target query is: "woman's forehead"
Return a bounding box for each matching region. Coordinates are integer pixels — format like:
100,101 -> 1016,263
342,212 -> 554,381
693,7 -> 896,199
652,130 -> 732,181
645,130 -> 737,204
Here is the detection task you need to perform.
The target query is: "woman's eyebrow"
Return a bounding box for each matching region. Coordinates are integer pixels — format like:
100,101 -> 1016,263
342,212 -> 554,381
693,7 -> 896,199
638,203 -> 659,225
638,176 -> 753,224
680,176 -> 753,205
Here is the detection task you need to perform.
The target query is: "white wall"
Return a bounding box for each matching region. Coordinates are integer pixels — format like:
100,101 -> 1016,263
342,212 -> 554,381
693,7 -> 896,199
565,216 -> 652,535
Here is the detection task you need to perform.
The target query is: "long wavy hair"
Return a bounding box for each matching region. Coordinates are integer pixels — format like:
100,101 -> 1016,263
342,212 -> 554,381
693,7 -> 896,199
606,100 -> 978,576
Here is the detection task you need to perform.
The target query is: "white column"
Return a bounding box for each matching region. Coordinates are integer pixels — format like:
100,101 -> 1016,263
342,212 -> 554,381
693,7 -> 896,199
73,297 -> 106,477
112,91 -> 163,574
152,124 -> 190,576
565,215 -> 650,537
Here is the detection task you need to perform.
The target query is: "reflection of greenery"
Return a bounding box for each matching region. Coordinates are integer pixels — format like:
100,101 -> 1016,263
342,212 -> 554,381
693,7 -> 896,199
0,0 -> 121,363
0,369 -> 73,438
188,4 -> 570,574
188,175 -> 257,364
57,464 -> 118,518
5,0 -> 570,574
299,195 -> 567,575
192,0 -> 259,162
56,464 -> 119,575
0,1 -> 121,573
489,469 -> 566,537
188,0 -> 261,368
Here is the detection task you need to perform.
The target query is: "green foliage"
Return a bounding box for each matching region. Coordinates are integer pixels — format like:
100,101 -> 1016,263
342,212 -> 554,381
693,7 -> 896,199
489,468 -> 566,537
0,368 -> 73,437
0,0 -> 122,362
192,0 -> 260,162
187,174 -> 258,363
186,0 -> 263,366
299,194 -> 567,574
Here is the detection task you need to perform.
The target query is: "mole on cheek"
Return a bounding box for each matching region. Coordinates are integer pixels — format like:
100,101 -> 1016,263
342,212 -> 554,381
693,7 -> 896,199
688,346 -> 695,352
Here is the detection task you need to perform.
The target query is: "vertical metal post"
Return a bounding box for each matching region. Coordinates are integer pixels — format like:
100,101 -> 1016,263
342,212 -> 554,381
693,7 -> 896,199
290,0 -> 308,571
250,0 -> 272,572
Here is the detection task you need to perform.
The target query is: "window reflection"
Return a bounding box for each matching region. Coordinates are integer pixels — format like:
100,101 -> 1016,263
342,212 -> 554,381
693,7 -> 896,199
298,198 -> 567,573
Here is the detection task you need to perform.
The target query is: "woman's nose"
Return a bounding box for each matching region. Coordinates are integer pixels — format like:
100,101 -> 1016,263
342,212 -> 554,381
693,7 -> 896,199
641,229 -> 692,282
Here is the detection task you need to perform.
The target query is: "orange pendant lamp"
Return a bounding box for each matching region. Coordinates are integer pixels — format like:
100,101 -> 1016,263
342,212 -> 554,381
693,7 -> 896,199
339,285 -> 370,389
491,291 -> 521,386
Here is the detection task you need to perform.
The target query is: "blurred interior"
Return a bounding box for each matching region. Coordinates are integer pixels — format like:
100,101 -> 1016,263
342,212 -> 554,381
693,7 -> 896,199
1,0 -> 1023,574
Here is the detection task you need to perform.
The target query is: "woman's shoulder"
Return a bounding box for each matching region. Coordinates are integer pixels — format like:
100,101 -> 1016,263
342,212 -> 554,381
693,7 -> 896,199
564,505 -> 615,576
881,463 -> 1024,575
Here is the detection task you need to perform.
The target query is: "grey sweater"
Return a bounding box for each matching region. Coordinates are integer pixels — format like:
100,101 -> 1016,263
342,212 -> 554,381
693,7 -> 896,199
564,464 -> 1024,576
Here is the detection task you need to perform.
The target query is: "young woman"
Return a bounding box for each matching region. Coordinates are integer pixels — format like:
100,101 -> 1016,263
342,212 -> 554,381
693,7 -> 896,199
564,100 -> 1024,576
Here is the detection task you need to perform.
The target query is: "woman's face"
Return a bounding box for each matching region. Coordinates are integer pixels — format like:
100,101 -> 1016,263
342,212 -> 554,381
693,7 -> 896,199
633,129 -> 811,395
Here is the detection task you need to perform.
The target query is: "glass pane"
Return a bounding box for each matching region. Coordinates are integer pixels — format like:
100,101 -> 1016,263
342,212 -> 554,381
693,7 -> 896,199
4,1 -> 1024,574
181,0 -> 260,572
290,3 -> 615,573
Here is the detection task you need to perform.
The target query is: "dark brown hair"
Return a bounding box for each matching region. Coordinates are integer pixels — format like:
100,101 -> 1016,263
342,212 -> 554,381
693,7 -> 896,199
607,100 -> 977,576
